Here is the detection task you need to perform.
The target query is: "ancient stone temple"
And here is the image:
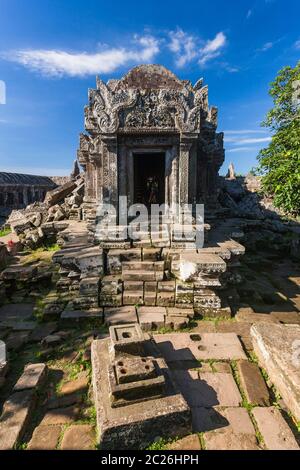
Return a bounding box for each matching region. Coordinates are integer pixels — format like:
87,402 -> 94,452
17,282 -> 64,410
77,64 -> 225,224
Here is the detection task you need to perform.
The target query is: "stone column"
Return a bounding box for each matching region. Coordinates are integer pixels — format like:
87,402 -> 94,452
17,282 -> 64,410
101,135 -> 118,214
179,136 -> 192,207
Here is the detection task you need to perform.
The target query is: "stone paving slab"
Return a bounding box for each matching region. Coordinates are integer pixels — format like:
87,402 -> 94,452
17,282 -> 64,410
154,333 -> 196,361
104,306 -> 137,326
237,360 -> 270,406
0,389 -> 36,449
60,424 -> 95,450
40,405 -> 81,425
172,370 -> 242,407
59,371 -> 89,395
154,332 -> 247,362
27,425 -> 62,450
203,429 -> 259,450
166,434 -> 201,450
189,333 -> 247,360
14,363 -> 47,392
252,407 -> 299,450
192,407 -> 255,433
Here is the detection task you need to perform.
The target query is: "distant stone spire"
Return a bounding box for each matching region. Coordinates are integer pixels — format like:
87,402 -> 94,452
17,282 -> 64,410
226,162 -> 236,180
71,159 -> 80,180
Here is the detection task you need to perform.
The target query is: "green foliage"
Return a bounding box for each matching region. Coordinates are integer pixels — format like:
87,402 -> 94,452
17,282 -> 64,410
0,227 -> 11,237
256,62 -> 300,215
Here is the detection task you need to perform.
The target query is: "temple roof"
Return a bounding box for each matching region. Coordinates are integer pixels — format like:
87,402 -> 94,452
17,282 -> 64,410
109,64 -> 191,91
0,172 -> 57,186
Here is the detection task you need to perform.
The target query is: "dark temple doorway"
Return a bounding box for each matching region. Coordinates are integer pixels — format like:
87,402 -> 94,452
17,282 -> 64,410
133,153 -> 165,206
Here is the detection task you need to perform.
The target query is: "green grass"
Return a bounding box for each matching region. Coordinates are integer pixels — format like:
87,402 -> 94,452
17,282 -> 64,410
0,227 -> 11,237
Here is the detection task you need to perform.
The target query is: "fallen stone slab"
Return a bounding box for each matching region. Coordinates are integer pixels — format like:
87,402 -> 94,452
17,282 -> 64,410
27,425 -> 62,450
14,363 -> 47,392
60,424 -> 95,450
104,306 -> 137,326
252,407 -> 299,450
0,389 -> 36,449
237,360 -> 270,406
251,322 -> 300,420
61,309 -> 103,322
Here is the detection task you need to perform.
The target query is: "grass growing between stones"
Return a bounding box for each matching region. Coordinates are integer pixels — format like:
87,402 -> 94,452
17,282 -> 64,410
230,360 -> 265,448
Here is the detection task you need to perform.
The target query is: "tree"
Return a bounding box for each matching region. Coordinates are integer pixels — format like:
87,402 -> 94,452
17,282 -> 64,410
256,62 -> 300,216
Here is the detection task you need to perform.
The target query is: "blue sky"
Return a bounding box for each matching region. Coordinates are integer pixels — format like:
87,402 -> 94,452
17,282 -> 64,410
0,0 -> 299,176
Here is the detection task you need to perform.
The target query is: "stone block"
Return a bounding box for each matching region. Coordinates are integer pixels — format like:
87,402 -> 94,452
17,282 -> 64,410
91,338 -> 191,450
14,363 -> 47,392
203,429 -> 259,450
27,425 -> 62,450
156,292 -> 175,307
189,333 -> 247,360
137,306 -> 166,331
123,291 -> 144,305
251,322 -> 300,420
60,309 -> 103,322
60,424 -> 95,450
104,306 -> 137,326
41,405 -> 81,425
237,360 -> 270,405
0,390 -> 36,449
252,407 -> 299,450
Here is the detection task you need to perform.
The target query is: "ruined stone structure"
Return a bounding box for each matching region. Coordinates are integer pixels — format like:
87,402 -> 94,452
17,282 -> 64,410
0,173 -> 57,210
77,64 -> 224,224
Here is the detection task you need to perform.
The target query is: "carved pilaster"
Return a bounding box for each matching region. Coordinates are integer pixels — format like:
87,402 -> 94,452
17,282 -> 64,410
101,135 -> 118,211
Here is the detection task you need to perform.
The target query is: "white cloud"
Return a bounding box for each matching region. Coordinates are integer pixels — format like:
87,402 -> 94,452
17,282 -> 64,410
168,29 -> 197,67
168,30 -> 227,68
226,147 -> 257,153
259,41 -> 274,52
4,35 -> 160,77
224,129 -> 269,134
246,9 -> 252,19
294,39 -> 300,49
224,136 -> 271,144
198,32 -> 227,65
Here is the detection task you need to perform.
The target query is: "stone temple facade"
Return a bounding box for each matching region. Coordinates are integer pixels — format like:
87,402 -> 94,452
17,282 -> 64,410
0,173 -> 57,210
77,64 -> 225,224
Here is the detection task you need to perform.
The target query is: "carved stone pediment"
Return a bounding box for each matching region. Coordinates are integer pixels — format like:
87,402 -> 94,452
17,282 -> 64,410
82,65 -> 220,135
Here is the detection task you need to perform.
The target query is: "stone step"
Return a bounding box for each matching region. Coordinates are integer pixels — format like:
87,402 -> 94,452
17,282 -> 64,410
123,291 -> 144,305
122,270 -> 159,281
122,261 -> 165,272
122,261 -> 155,271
